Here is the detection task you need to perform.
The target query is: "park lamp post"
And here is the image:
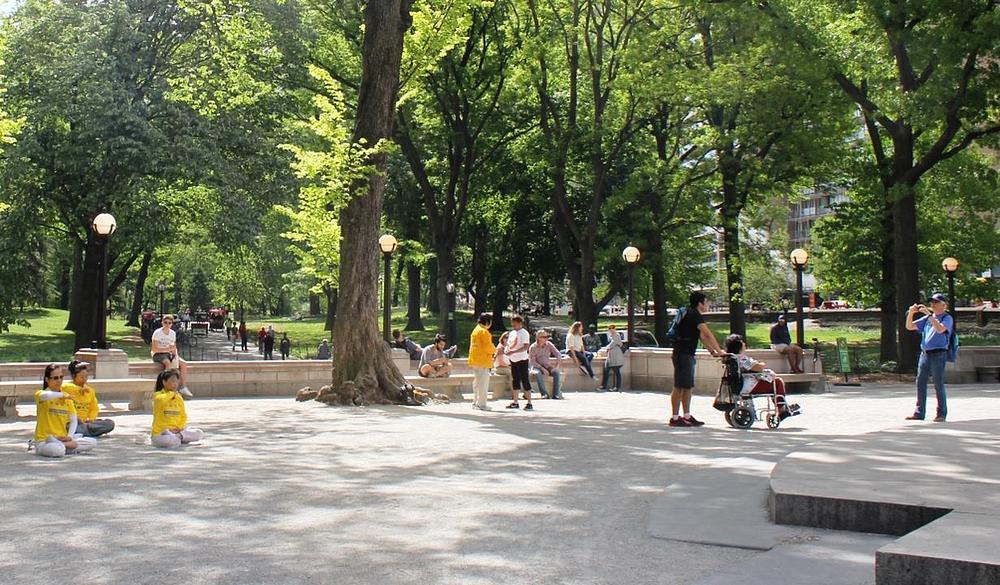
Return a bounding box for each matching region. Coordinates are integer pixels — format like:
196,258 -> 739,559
157,282 -> 166,316
92,213 -> 117,349
378,234 -> 398,342
445,282 -> 457,347
942,257 -> 959,327
790,248 -> 809,347
622,245 -> 640,346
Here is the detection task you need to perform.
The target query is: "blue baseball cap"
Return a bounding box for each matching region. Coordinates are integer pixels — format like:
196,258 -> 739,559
928,293 -> 947,304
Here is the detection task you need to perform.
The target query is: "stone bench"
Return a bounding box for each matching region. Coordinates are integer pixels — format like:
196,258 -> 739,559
0,378 -> 157,417
975,365 -> 1000,383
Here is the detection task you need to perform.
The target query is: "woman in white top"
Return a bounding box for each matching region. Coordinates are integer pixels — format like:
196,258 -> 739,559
151,315 -> 192,397
565,321 -> 596,379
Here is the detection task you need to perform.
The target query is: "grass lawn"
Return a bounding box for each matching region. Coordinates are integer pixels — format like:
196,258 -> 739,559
2,307 -> 994,363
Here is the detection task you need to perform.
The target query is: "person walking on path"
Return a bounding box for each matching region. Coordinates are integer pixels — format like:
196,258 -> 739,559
257,326 -> 267,354
566,321 -> 596,379
529,329 -> 564,399
31,364 -> 98,457
225,316 -> 233,341
151,315 -> 193,397
669,291 -> 724,427
280,333 -> 291,360
905,293 -> 954,422
61,360 -> 115,437
239,321 -> 248,351
151,369 -> 205,448
263,327 -> 275,360
469,313 -> 496,411
598,324 -> 625,392
769,315 -> 804,373
504,315 -> 533,410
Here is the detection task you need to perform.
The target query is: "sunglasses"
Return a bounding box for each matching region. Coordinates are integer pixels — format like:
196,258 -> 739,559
48,375 -> 64,380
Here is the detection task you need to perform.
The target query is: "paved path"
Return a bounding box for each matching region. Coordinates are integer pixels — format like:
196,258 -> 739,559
2,383 -> 998,585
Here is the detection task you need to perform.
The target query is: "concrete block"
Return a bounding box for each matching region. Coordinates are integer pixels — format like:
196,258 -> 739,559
875,512 -> 1000,585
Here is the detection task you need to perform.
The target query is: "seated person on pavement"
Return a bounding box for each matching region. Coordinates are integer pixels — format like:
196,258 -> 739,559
151,369 -> 205,449
31,364 -> 98,457
61,360 -> 115,437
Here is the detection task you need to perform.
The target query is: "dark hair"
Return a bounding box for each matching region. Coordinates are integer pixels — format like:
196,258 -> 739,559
511,315 -> 523,324
725,334 -> 745,355
155,369 -> 181,392
690,291 -> 707,308
42,363 -> 62,389
477,313 -> 493,325
434,333 -> 447,345
392,329 -> 401,338
67,360 -> 89,376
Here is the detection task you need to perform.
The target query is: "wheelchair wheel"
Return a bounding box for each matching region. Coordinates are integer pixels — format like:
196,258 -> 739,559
766,413 -> 781,429
730,405 -> 754,429
724,409 -> 735,427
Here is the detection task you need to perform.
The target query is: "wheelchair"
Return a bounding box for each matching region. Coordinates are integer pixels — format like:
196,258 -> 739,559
716,354 -> 786,430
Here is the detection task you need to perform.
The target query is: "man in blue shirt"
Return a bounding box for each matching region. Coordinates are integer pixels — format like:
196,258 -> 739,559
904,293 -> 954,422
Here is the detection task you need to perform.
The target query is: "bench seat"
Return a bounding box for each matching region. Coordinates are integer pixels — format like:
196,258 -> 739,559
976,366 -> 1000,383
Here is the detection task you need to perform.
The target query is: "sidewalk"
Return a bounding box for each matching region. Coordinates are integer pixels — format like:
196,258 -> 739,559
2,383 -> 997,585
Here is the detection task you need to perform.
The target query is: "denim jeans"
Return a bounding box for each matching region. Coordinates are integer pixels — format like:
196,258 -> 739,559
915,350 -> 948,419
601,365 -> 622,390
570,350 -> 595,377
533,369 -> 562,398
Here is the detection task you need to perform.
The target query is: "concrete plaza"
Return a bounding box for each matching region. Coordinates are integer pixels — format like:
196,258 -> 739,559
2,383 -> 998,585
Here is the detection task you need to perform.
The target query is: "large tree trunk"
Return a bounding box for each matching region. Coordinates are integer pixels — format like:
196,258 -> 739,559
324,285 -> 338,335
127,251 -> 152,327
649,232 -> 669,346
426,261 -> 439,313
404,261 -> 424,331
66,239 -> 84,332
392,259 -> 404,306
309,292 -> 321,316
720,205 -> 747,338
435,250 -> 454,339
73,234 -> 101,350
320,0 -> 412,406
878,200 -> 897,363
492,282 -> 508,332
894,183 -> 920,372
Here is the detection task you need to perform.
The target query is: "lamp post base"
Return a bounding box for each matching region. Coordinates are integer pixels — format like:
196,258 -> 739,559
73,348 -> 129,379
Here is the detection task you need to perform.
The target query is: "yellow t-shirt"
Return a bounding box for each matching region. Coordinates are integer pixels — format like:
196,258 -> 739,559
61,381 -> 99,422
152,390 -> 187,436
468,324 -> 496,368
34,389 -> 77,442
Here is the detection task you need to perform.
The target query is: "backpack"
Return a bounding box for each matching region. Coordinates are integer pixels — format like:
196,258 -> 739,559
947,329 -> 960,363
666,306 -> 688,346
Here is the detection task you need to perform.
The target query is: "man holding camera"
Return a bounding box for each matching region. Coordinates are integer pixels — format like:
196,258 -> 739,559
904,293 -> 953,422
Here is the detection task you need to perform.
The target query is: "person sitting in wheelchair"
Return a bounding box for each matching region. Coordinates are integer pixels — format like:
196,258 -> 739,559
725,334 -> 801,420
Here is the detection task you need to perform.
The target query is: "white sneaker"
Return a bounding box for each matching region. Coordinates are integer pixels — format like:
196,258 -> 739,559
179,387 -> 194,398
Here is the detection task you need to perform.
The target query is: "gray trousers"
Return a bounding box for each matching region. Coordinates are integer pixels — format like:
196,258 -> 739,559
78,419 -> 115,437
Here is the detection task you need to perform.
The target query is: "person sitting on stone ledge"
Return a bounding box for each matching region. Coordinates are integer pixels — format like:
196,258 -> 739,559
29,364 -> 98,458
151,315 -> 192,397
418,334 -> 456,378
151,369 -> 205,449
769,315 -> 805,373
391,329 -> 423,361
61,360 -> 115,438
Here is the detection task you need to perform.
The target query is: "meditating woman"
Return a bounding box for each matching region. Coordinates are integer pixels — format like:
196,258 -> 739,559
32,364 -> 97,457
151,369 -> 205,449
62,360 -> 115,437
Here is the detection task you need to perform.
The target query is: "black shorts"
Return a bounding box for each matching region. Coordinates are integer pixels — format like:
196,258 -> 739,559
152,352 -> 174,365
672,352 -> 697,389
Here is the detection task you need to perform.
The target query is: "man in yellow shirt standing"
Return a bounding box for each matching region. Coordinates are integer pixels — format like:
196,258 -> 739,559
62,360 -> 115,437
32,364 -> 97,458
468,313 -> 496,411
